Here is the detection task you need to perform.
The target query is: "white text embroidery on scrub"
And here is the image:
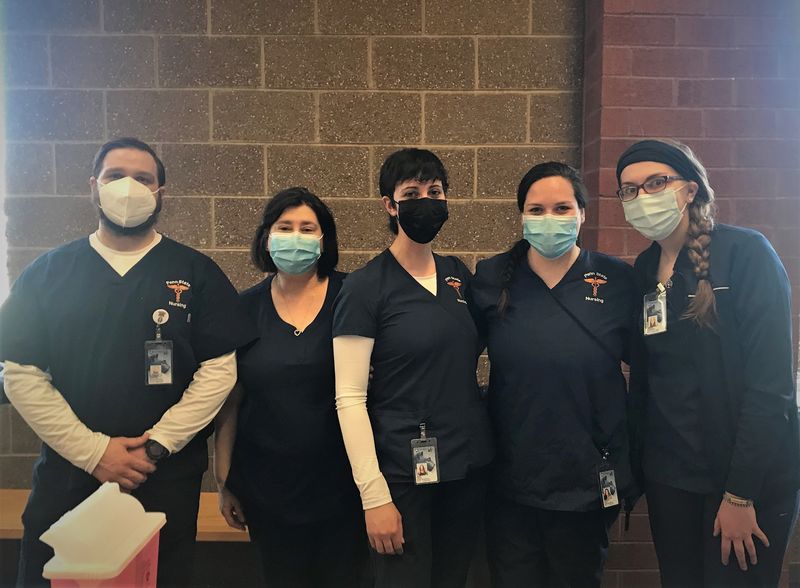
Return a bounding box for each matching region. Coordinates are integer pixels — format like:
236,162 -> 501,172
166,279 -> 191,309
445,276 -> 468,304
583,272 -> 608,304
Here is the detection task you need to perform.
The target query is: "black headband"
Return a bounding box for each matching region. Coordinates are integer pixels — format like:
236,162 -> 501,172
616,140 -> 699,187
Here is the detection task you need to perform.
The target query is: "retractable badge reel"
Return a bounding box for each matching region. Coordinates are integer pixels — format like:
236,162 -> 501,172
411,423 -> 440,485
598,448 -> 619,508
643,282 -> 668,336
145,309 -> 173,385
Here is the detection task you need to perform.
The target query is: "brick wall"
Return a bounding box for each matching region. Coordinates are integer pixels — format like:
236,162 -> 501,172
582,1 -> 800,586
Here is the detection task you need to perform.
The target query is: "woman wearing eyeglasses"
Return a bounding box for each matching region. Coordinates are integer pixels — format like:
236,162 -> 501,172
618,139 -> 800,588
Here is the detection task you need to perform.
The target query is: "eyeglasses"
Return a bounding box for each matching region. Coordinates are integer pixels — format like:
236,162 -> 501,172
617,176 -> 686,202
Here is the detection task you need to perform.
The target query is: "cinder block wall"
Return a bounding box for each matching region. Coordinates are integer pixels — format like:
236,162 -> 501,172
1,0 -> 584,482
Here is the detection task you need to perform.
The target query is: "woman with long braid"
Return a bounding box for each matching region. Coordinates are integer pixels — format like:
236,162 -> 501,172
470,162 -> 637,587
618,139 -> 800,587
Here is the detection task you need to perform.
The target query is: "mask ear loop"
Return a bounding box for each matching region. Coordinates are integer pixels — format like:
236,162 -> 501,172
675,182 -> 692,216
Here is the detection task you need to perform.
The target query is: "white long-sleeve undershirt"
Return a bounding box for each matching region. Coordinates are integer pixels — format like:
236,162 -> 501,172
334,335 -> 392,510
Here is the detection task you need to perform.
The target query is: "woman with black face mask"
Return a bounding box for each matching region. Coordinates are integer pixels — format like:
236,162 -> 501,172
332,148 -> 494,588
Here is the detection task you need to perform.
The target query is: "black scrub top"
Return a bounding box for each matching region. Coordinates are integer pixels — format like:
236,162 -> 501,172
0,236 -> 257,486
640,249 -> 715,494
332,250 -> 494,484
471,249 -> 636,511
226,272 -> 360,525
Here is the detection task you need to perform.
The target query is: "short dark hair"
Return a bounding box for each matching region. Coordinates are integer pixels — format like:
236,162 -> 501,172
378,148 -> 449,234
92,137 -> 166,187
251,187 -> 339,277
516,161 -> 587,212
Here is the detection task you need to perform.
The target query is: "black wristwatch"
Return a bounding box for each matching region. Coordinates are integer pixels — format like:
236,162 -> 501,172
145,439 -> 170,462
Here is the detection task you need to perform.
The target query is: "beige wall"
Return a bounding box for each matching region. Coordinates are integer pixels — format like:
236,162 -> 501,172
1,0 -> 584,487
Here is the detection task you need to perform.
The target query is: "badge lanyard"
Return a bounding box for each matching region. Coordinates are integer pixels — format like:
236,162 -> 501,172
411,422 -> 440,485
145,309 -> 173,386
543,286 -> 621,510
643,282 -> 668,336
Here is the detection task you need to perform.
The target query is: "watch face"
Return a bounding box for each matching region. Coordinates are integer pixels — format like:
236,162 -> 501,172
147,441 -> 167,460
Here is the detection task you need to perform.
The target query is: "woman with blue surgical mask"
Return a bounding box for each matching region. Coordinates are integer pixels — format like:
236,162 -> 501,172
619,139 -> 799,588
470,162 -> 637,587
213,187 -> 369,588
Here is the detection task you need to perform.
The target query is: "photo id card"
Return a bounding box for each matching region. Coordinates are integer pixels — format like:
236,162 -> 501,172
411,437 -> 440,485
643,286 -> 667,336
145,340 -> 173,385
599,469 -> 619,508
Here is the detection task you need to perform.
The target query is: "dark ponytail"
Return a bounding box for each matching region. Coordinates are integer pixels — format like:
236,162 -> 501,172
497,239 -> 530,316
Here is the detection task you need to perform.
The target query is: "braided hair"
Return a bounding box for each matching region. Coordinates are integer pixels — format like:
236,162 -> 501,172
672,141 -> 717,328
496,162 -> 588,316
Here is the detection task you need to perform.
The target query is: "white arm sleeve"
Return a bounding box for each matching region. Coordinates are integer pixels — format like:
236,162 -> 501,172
3,360 -> 110,474
147,351 -> 237,454
333,335 -> 393,510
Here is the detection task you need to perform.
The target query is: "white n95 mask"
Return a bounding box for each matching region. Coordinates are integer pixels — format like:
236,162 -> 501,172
97,177 -> 158,228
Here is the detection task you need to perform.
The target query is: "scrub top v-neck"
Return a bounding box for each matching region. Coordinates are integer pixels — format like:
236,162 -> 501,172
471,249 -> 636,511
332,250 -> 493,484
0,236 -> 256,483
228,271 -> 360,525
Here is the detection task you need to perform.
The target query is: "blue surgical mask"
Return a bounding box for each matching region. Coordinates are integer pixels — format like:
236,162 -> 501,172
522,214 -> 579,259
268,232 -> 322,275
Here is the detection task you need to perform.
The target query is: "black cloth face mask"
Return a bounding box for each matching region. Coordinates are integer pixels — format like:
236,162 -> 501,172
395,198 -> 449,244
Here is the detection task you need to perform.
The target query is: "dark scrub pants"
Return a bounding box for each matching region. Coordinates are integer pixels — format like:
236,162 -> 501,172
487,496 -> 619,588
647,482 -> 800,588
372,473 -> 488,588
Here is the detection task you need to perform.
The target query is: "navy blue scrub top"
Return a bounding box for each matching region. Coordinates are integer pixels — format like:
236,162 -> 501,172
641,249 -> 714,494
0,236 -> 257,485
471,249 -> 636,511
332,250 -> 494,484
227,272 -> 361,525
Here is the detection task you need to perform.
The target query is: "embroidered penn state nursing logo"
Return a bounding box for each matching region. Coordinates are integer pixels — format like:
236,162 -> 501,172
166,280 -> 191,309
583,272 -> 608,304
445,276 -> 468,304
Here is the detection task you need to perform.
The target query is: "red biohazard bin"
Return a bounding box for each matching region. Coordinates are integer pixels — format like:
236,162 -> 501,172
40,483 -> 166,588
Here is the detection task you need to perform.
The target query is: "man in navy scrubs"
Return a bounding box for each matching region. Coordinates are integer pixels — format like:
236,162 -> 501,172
0,137 -> 256,587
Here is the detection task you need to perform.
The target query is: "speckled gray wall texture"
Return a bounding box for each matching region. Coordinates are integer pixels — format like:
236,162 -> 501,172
1,0 -> 584,488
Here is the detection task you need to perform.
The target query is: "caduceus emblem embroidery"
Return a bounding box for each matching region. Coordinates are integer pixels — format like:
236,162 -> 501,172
583,277 -> 607,297
167,283 -> 190,303
445,277 -> 463,298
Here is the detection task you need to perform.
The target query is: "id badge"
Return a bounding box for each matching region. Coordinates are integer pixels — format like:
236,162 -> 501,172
599,469 -> 619,508
411,423 -> 440,485
145,340 -> 173,385
643,283 -> 667,336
